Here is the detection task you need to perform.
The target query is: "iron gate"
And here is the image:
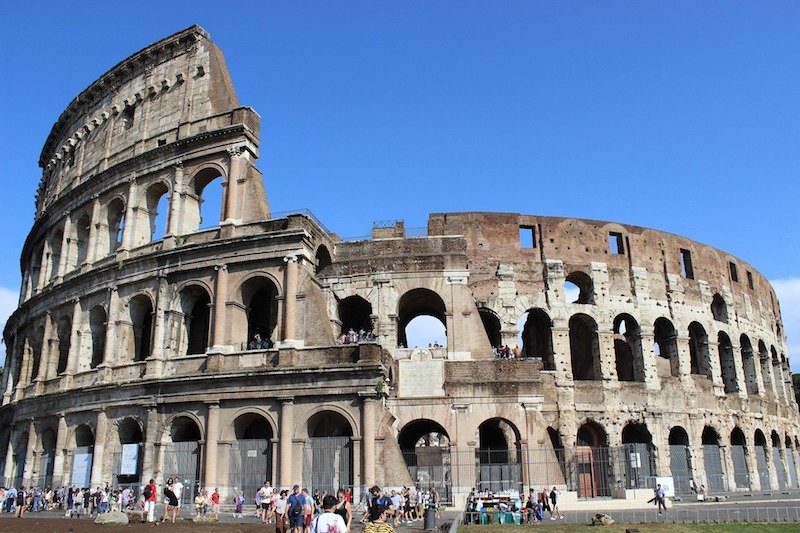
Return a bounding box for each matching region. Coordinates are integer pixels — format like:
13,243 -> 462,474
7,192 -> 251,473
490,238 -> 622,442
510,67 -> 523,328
164,441 -> 200,505
702,445 -> 725,493
38,449 -> 55,488
788,450 -> 798,488
756,446 -> 771,490
475,448 -> 522,494
303,437 -> 352,494
573,447 -> 612,498
622,443 -> 654,489
403,448 -> 452,504
669,445 -> 693,495
229,439 -> 272,500
772,448 -> 788,489
731,445 -> 750,490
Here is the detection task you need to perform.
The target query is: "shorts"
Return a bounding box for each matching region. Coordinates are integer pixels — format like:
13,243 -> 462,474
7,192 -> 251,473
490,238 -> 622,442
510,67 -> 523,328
289,514 -> 304,529
305,513 -> 312,526
261,502 -> 270,510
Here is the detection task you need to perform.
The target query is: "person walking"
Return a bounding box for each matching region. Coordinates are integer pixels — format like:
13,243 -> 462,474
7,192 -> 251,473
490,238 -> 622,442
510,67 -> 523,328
143,478 -> 157,522
656,483 -> 667,515
549,487 -> 563,520
333,488 -> 352,530
311,494 -> 348,533
275,489 -> 289,533
211,488 -> 221,519
287,485 -> 306,533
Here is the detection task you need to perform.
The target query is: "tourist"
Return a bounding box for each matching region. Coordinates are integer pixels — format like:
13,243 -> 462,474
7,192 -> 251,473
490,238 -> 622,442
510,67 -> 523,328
364,503 -> 394,533
211,487 -> 221,519
162,478 -> 179,523
143,478 -> 157,522
73,488 -> 85,518
656,483 -> 667,515
120,486 -> 131,510
15,486 -> 27,518
311,494 -> 348,533
333,488 -> 352,530
389,489 -> 401,526
303,488 -> 314,533
287,484 -> 306,533
549,486 -> 563,520
234,490 -> 245,518
538,487 -> 551,518
194,490 -> 205,516
172,476 -> 184,516
275,489 -> 289,533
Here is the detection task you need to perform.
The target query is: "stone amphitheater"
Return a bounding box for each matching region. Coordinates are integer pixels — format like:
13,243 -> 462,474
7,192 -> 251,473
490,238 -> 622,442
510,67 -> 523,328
2,25 -> 798,509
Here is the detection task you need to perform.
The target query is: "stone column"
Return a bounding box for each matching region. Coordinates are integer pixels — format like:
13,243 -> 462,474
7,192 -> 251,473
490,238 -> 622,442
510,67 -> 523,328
86,196 -> 101,265
52,414 -> 68,487
66,298 -> 82,377
36,245 -> 49,293
211,265 -> 228,350
120,178 -> 137,251
204,402 -> 220,488
42,312 -> 57,381
102,288 -> 120,367
224,147 -> 242,223
282,256 -> 298,346
279,397 -> 294,487
146,274 -> 169,377
22,420 -> 36,483
90,409 -> 108,487
2,425 -> 15,482
361,394 -> 376,488
56,213 -> 72,281
141,405 -> 159,484
166,163 -> 184,237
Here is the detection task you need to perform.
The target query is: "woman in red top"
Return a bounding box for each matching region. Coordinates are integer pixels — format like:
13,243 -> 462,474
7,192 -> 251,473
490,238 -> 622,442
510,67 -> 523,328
211,488 -> 221,519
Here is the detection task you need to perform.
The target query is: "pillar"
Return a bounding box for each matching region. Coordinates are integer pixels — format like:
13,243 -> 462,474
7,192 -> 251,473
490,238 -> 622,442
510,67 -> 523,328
2,426 -> 15,482
90,409 -> 108,487
141,405 -> 159,484
361,394 -> 376,488
120,178 -> 137,251
166,163 -> 183,237
102,288 -> 119,367
66,298 -> 82,376
42,312 -> 56,381
282,256 -> 298,345
224,147 -> 242,223
204,402 -> 220,488
279,397 -> 294,487
52,414 -> 68,487
56,214 -> 72,281
150,275 -> 168,359
211,265 -> 228,349
22,420 -> 36,483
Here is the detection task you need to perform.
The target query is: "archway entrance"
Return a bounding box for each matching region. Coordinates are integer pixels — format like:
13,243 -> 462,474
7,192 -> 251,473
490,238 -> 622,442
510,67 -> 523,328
397,288 -> 447,348
668,427 -> 693,495
786,436 -> 798,489
164,416 -> 201,501
730,427 -> 750,490
71,425 -> 95,487
771,431 -> 788,489
243,278 -> 279,349
575,422 -> 611,498
398,420 -> 451,504
113,418 -> 144,486
304,411 -> 353,493
754,430 -> 770,490
476,419 -> 522,493
702,427 -> 726,492
39,429 -> 56,489
229,413 -> 273,500
621,423 -> 654,488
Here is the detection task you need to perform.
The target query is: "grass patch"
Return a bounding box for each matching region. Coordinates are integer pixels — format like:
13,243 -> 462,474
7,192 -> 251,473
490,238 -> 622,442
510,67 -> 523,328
461,523 -> 800,533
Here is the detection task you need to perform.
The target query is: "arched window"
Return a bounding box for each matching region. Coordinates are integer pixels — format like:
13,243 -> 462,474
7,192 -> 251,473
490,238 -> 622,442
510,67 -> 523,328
242,277 -> 279,349
145,182 -> 170,243
569,314 -> 600,380
56,316 -> 71,374
754,429 -> 771,490
518,309 -> 554,369
479,308 -> 502,349
739,334 -> 758,395
74,213 -> 91,268
772,430 -> 789,489
397,288 -> 447,348
165,416 -> 201,488
654,317 -> 679,377
688,322 -> 711,377
72,424 -> 95,488
338,296 -> 373,338
39,428 -> 56,488
106,198 -> 126,255
48,229 -> 63,281
180,286 -> 211,355
711,294 -> 728,323
718,332 -> 737,393
758,340 -> 773,396
565,271 -> 594,304
129,295 -> 153,362
29,245 -> 43,294
315,245 -> 332,275
185,168 -> 224,233
613,314 -> 643,382
398,419 -> 452,500
89,306 -> 107,369
30,326 -> 44,382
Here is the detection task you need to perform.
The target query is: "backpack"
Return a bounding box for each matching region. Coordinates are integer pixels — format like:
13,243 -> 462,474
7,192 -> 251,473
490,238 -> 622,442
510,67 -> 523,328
289,495 -> 303,516
143,485 -> 153,499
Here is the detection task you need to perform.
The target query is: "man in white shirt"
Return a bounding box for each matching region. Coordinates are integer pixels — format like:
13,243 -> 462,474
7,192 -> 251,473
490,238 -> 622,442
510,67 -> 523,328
311,495 -> 347,533
172,477 -> 184,517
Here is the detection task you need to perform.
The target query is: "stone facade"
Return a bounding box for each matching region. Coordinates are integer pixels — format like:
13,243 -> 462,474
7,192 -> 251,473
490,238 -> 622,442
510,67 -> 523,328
2,26 -> 798,508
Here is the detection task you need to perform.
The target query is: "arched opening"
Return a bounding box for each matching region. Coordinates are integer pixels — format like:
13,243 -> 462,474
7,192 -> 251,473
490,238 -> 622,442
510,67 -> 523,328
75,213 -> 91,268
668,427 -> 693,494
106,198 -> 125,255
30,326 -> 44,382
621,423 -> 654,488
786,435 -> 799,489
576,421 -> 611,498
89,306 -> 107,369
242,277 -> 279,349
771,346 -> 784,401
771,430 -> 788,489
29,245 -> 43,293
758,340 -> 773,396
613,314 -> 644,382
304,411 -> 353,493
476,419 -> 522,493
145,182 -> 170,242
519,309 -> 554,369
56,316 -> 71,375
754,429 -> 771,490
48,229 -> 63,281
12,432 -> 29,487
546,427 -> 568,484
315,245 -> 332,275
180,286 -> 211,355
397,288 -> 447,348
711,294 -> 728,323
129,295 -> 153,362
186,168 -> 224,233
565,271 -> 594,304
781,354 -> 791,400
740,334 -> 758,395
718,332 -> 737,393
72,424 -> 95,487
654,317 -> 679,377
730,427 -> 750,489
338,296 -> 373,340
569,313 -> 601,380
688,322 -> 711,378
479,308 -> 502,350
165,416 -> 202,490
39,428 -> 56,488
229,413 -> 274,500
398,419 -> 451,504
702,426 -> 725,492
114,418 -> 144,485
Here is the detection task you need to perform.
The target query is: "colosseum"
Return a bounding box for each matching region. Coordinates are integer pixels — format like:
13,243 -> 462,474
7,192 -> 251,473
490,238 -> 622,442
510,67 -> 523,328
1,25 -> 798,509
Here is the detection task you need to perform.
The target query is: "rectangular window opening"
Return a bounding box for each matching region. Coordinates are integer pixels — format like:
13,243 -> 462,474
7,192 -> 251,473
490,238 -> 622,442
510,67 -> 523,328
680,249 -> 694,279
519,226 -> 536,248
608,232 -> 624,255
747,271 -> 754,290
158,138 -> 167,146
123,106 -> 135,130
729,262 -> 739,283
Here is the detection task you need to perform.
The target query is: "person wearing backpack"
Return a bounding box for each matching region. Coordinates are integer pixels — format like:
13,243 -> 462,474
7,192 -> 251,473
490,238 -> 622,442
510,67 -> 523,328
310,494 -> 347,533
143,479 -> 157,522
287,484 -> 307,533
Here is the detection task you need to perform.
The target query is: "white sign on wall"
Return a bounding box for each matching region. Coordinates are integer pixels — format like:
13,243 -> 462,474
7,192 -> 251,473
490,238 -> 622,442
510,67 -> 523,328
71,452 -> 93,487
120,443 -> 139,475
655,476 -> 675,498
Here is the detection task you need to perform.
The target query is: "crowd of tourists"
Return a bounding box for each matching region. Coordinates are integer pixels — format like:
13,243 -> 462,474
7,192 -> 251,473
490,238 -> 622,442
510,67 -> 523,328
337,328 -> 377,345
466,486 -> 564,523
0,483 -> 145,519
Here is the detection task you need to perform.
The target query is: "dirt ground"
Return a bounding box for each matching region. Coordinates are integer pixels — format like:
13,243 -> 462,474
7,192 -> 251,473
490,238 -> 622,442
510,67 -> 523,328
0,516 -> 276,532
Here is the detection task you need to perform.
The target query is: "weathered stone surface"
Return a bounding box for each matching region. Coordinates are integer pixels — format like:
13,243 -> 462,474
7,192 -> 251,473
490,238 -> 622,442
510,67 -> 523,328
95,510 -> 129,524
591,513 -> 615,525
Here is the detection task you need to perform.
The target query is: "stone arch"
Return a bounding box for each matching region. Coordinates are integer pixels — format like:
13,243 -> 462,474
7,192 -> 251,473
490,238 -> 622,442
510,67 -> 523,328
74,211 -> 92,268
305,408 -> 355,493
114,417 -> 144,484
476,418 -> 522,493
622,421 -> 655,488
88,305 -> 107,369
718,331 -> 737,393
118,417 -> 144,444
669,426 -> 690,446
338,295 -> 373,336
754,429 -> 771,489
479,307 -> 502,350
240,275 -> 280,348
30,325 -> 44,382
105,196 -> 126,256
565,271 -> 594,304
179,284 -> 211,355
143,180 -> 171,243
739,334 -> 758,395
398,419 -> 451,452
228,411 -> 275,496
711,294 -> 728,323
129,293 -> 154,362
164,414 -> 204,443
702,425 -> 725,492
164,414 -> 202,486
654,317 -> 679,377
519,308 -> 554,368
688,322 -> 712,378
397,288 -> 448,348
575,420 -> 611,497
730,426 -> 750,489
613,314 -> 644,382
668,425 -> 693,493
220,408 -> 278,442
38,426 -> 57,487
55,315 -> 72,375
569,313 -> 601,380
315,245 -> 332,275
185,165 -> 227,233
48,227 -> 64,281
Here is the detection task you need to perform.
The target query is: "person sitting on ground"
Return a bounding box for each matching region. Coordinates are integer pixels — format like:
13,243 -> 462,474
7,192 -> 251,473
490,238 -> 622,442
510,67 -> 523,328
311,494 -> 348,533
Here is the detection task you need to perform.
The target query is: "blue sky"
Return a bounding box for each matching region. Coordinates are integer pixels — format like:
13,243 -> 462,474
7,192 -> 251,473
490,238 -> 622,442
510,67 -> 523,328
1,1 -> 798,366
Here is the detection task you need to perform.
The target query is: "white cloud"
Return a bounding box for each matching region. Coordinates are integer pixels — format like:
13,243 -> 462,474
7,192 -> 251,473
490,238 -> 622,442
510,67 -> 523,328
772,278 -> 800,372
0,286 -> 19,367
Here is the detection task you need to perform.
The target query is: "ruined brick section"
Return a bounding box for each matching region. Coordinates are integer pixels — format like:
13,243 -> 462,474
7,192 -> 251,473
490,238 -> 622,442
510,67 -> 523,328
1,26 -> 798,509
